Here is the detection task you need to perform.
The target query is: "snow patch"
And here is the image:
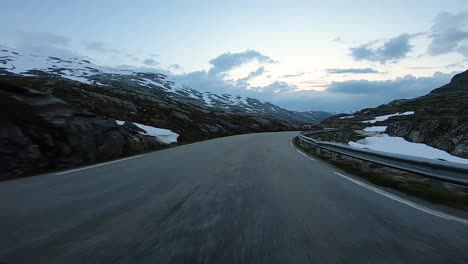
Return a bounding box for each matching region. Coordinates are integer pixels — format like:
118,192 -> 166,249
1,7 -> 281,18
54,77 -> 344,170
339,115 -> 355,119
202,92 -> 213,106
349,135 -> 468,164
363,126 -> 387,132
362,111 -> 414,123
116,120 -> 178,144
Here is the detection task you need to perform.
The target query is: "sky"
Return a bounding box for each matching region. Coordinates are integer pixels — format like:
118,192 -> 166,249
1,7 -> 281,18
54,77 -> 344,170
1,0 -> 468,112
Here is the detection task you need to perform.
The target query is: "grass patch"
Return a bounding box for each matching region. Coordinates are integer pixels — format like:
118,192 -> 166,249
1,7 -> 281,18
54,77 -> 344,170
293,137 -> 468,210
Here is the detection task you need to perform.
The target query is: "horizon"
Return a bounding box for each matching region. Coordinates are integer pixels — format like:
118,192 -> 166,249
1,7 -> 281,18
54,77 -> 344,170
1,1 -> 468,112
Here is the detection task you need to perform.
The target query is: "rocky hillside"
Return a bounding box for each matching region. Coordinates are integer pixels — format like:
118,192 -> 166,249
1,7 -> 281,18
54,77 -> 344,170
0,46 -> 330,124
321,70 -> 468,158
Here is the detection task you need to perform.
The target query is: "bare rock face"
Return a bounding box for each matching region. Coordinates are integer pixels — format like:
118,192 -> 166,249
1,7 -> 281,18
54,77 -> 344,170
0,82 -> 161,180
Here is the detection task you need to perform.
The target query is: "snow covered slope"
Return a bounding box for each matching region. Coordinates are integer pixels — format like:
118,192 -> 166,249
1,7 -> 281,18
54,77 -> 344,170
0,46 -> 330,124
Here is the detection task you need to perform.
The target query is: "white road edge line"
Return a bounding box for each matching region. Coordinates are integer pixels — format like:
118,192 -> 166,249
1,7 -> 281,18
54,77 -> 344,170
55,155 -> 144,175
333,172 -> 468,225
296,149 -> 315,161
178,142 -> 200,148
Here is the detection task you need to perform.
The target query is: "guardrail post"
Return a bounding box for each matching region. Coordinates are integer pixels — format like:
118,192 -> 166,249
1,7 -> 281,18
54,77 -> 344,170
332,152 -> 337,161
361,161 -> 369,172
315,147 -> 321,155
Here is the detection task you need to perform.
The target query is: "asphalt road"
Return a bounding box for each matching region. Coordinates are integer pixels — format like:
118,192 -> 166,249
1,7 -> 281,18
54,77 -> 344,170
1,132 -> 468,264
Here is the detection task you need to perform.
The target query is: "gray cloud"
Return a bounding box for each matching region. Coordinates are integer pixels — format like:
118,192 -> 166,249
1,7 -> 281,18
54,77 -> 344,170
175,50 -> 276,95
259,81 -> 296,93
14,31 -> 76,58
350,34 -> 414,63
18,31 -> 70,46
327,72 -> 455,96
332,37 -> 345,44
271,72 -> 457,112
174,49 -> 458,112
169,64 -> 182,70
84,41 -> 123,54
237,66 -> 265,85
142,58 -> 159,66
428,12 -> 468,57
280,72 -> 307,78
84,41 -> 106,52
176,67 -> 457,113
326,68 -> 381,74
404,66 -> 436,70
208,50 -> 277,75
446,63 -> 464,68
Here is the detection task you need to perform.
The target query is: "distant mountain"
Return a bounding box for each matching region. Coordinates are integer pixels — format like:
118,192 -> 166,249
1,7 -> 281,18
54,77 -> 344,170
0,46 -> 330,124
321,70 -> 468,158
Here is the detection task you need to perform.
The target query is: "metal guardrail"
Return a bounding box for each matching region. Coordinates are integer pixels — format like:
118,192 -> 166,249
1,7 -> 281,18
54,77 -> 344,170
297,132 -> 468,186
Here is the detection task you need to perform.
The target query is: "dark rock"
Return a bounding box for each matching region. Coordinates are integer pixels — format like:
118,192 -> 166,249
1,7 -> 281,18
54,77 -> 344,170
0,81 -> 162,180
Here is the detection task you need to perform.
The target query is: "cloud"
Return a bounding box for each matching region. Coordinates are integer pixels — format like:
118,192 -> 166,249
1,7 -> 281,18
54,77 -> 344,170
18,31 -> 70,46
428,12 -> 468,57
332,37 -> 345,44
175,50 -> 277,94
327,71 -> 455,96
236,66 -> 265,85
14,31 -> 77,58
176,66 -> 457,112
326,68 -> 381,74
208,50 -> 277,75
174,49 -> 457,112
269,71 -> 457,112
280,72 -> 307,78
84,41 -> 122,54
84,41 -> 106,52
350,34 -> 414,63
260,81 -> 296,93
446,63 -> 464,68
169,64 -> 182,70
142,58 -> 159,66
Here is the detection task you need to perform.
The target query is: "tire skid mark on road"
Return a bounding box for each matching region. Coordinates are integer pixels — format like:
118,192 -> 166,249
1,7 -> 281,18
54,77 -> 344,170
161,186 -> 200,222
333,172 -> 468,225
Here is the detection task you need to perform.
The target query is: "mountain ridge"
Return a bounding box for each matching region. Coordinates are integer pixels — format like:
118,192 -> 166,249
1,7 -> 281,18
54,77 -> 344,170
0,46 -> 331,124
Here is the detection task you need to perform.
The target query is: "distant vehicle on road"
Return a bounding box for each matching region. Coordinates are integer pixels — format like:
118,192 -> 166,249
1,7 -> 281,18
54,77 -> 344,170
300,124 -> 322,131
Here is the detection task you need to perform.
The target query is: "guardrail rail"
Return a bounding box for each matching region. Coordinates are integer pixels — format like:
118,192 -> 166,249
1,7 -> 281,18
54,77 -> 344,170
297,131 -> 468,186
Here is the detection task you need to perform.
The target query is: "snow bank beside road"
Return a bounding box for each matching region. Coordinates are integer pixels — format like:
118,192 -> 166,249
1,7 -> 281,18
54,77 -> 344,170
349,135 -> 468,164
116,120 -> 179,144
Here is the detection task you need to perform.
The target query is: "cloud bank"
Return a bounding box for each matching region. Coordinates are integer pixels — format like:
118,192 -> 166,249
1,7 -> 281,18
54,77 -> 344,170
326,68 -> 382,74
428,11 -> 468,57
350,34 -> 415,64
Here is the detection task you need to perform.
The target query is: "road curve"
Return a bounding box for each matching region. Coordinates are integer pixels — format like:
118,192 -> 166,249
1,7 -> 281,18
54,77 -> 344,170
1,132 -> 467,263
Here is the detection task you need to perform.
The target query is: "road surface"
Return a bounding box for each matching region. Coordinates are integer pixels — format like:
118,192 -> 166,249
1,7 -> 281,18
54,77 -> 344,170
1,132 -> 467,263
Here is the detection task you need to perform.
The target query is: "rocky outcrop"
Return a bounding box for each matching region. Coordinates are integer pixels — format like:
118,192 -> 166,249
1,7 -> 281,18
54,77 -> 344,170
321,70 -> 468,158
0,81 -> 161,180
